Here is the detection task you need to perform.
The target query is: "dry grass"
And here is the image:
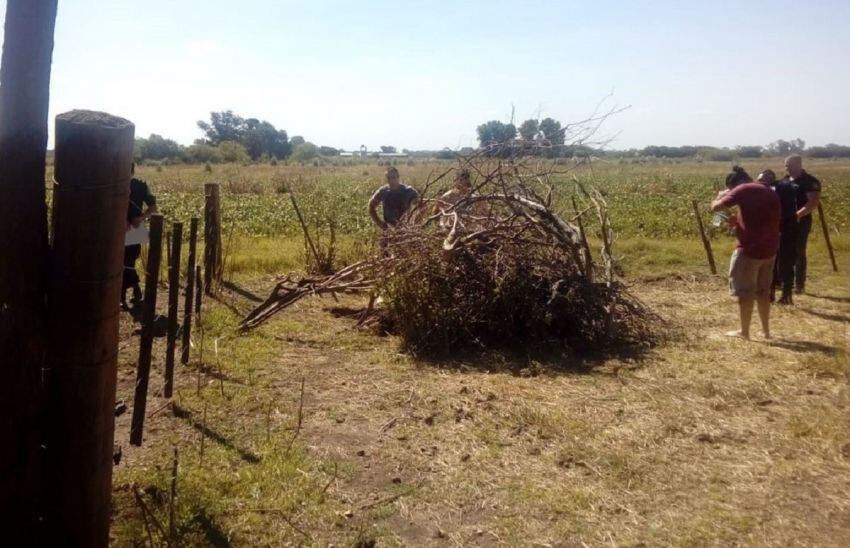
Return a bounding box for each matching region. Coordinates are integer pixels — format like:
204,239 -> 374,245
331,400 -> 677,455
110,235 -> 850,545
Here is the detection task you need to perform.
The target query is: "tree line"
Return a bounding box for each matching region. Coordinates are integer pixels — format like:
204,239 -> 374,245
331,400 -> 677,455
135,111 -> 850,164
134,110 -> 341,164
476,117 -> 850,159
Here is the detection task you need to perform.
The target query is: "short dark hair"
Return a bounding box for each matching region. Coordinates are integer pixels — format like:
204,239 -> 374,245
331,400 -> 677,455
757,169 -> 776,183
725,165 -> 752,188
386,166 -> 399,178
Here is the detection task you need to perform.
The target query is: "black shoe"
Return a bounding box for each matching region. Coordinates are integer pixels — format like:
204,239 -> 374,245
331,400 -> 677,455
778,293 -> 793,305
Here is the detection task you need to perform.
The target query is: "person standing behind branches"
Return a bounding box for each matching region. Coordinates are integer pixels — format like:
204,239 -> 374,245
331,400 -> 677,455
782,154 -> 821,293
711,166 -> 780,340
758,169 -> 797,304
437,169 -> 473,208
122,162 -> 157,310
368,166 -> 419,232
434,169 -> 474,228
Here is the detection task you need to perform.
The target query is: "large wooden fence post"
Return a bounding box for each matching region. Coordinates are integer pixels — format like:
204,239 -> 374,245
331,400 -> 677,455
164,222 -> 183,397
130,215 -> 164,446
0,0 -> 58,534
46,110 -> 134,547
204,183 -> 221,294
181,217 -> 198,365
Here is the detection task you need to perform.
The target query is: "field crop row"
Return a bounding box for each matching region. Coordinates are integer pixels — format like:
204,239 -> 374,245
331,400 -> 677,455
129,159 -> 849,241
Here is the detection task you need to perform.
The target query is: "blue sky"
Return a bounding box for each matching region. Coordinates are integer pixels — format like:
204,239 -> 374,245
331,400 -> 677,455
2,0 -> 849,150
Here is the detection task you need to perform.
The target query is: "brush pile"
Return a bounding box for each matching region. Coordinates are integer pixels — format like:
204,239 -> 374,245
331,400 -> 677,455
241,149 -> 659,356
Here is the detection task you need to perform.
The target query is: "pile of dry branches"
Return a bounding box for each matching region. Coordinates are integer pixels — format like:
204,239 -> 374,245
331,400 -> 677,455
241,146 -> 658,356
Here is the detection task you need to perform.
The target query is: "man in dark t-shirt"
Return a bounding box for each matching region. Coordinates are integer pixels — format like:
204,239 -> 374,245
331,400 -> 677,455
782,154 -> 821,293
123,163 -> 157,309
368,166 -> 419,229
759,169 -> 798,304
712,167 -> 780,339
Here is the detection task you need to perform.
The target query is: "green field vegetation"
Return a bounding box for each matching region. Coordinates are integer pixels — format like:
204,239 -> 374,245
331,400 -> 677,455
124,158 -> 849,280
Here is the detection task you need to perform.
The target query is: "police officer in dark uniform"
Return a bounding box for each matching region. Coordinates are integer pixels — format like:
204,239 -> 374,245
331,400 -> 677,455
759,169 -> 797,304
122,163 -> 157,310
782,154 -> 821,294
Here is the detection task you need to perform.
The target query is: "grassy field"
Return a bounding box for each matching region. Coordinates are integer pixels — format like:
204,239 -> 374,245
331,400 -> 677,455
110,158 -> 849,546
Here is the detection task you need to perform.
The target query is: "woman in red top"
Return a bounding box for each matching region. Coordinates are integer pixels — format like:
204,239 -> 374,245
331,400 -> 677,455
711,166 -> 781,340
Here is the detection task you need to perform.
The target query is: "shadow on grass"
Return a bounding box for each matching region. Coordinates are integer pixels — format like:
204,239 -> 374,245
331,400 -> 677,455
764,338 -> 841,355
209,292 -> 249,316
798,306 -> 850,324
189,362 -> 247,386
222,281 -> 264,303
808,292 -> 850,304
172,404 -> 261,464
126,307 -> 169,337
194,508 -> 233,548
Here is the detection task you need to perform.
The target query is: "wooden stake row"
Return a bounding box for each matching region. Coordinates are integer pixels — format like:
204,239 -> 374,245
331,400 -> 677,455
130,209 -> 205,446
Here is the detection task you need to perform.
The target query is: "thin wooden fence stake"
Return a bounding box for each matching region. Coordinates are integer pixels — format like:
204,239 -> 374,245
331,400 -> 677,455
164,222 -> 183,398
203,183 -> 221,294
692,200 -> 717,275
200,402 -> 207,466
181,217 -> 198,365
130,214 -> 164,446
818,203 -> 838,272
165,229 -> 171,284
195,264 -> 203,315
168,447 -> 178,545
285,378 -> 306,454
266,400 -> 273,442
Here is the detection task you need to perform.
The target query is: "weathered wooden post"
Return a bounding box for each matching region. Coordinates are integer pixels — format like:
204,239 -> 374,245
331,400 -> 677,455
203,183 -> 221,294
692,200 -> 717,275
181,217 -> 199,365
166,229 -> 172,279
46,110 -> 134,547
0,0 -> 58,534
195,264 -> 203,315
817,203 -> 838,272
164,222 -> 183,397
130,214 -> 164,446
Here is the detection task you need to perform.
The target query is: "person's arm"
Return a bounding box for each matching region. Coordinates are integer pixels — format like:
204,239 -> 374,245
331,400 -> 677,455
368,191 -> 387,230
409,187 -> 420,207
710,189 -> 733,212
131,195 -> 157,227
796,191 -> 820,219
130,206 -> 157,228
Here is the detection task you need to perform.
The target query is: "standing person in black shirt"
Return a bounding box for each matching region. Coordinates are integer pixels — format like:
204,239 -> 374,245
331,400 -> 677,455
758,169 -> 797,304
368,166 -> 419,229
122,163 -> 157,310
783,154 -> 821,293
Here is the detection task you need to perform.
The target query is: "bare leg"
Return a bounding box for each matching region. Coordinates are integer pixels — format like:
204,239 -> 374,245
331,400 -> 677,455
738,297 -> 754,339
756,295 -> 771,339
